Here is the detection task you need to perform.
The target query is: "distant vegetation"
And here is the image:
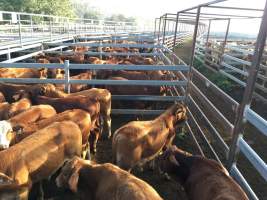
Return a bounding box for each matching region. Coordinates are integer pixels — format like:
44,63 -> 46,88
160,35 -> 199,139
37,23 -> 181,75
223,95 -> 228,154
0,0 -> 75,17
194,59 -> 235,93
0,0 -> 136,22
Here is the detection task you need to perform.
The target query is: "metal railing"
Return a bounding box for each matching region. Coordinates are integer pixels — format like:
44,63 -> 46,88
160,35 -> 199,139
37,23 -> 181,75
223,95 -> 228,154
156,1 -> 267,199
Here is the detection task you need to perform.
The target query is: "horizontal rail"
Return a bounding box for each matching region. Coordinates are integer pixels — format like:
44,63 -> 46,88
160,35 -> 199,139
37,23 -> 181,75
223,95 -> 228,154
43,51 -> 161,57
69,64 -> 189,71
69,79 -> 188,86
0,63 -> 189,72
190,82 -> 234,134
244,107 -> 267,137
221,61 -> 249,76
112,95 -> 185,101
238,137 -> 267,181
111,109 -> 164,115
0,78 -> 65,84
44,42 -> 163,48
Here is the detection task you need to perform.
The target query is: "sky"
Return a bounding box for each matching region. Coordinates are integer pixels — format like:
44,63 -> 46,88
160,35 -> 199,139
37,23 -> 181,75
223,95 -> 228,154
79,0 -> 267,34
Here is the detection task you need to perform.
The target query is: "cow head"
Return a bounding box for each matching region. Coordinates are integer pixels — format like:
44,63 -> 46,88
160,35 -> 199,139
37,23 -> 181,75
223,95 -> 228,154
172,103 -> 187,124
157,145 -> 192,184
0,121 -> 13,150
56,156 -> 93,193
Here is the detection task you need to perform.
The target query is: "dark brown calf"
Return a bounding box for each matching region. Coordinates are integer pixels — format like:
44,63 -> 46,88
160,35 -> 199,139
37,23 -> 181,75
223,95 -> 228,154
157,145 -> 249,200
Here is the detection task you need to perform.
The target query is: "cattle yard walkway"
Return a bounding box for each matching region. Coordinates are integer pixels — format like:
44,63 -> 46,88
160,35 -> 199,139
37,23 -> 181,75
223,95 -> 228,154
0,1 -> 267,199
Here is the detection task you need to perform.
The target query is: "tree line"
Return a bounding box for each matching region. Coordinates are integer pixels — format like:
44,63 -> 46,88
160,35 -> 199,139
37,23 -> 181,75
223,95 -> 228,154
0,0 -> 136,22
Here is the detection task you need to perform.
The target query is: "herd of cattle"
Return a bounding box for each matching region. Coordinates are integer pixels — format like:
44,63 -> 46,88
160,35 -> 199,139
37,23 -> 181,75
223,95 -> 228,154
0,45 -> 249,200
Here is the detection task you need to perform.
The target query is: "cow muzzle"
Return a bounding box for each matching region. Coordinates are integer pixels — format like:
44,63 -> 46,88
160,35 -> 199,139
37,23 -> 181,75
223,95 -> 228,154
0,121 -> 13,149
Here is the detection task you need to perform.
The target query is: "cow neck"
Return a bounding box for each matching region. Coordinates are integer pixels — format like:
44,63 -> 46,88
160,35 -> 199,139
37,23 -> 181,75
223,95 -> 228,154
154,110 -> 174,131
173,151 -> 194,185
77,165 -> 100,197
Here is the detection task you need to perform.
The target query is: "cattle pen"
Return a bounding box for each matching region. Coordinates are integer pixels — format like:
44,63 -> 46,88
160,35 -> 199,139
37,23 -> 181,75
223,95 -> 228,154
0,0 -> 267,199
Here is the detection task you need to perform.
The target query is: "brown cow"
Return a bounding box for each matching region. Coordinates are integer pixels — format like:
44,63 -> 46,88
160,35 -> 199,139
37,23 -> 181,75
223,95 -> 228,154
112,103 -> 187,171
0,98 -> 31,120
0,92 -> 5,103
157,145 -> 249,200
16,109 -> 92,159
0,121 -> 82,200
56,156 -> 163,200
33,95 -> 101,152
27,86 -> 112,139
5,98 -> 31,119
55,71 -> 92,93
0,83 -> 31,102
0,105 -> 56,150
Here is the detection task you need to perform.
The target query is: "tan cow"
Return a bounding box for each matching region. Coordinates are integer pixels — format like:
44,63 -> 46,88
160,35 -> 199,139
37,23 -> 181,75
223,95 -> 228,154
112,103 -> 187,171
56,156 -> 163,200
157,145 -> 249,200
0,121 -> 82,200
15,109 -> 92,159
27,86 -> 112,139
5,98 -> 31,119
0,105 -> 56,150
0,92 -> 5,103
0,98 -> 31,120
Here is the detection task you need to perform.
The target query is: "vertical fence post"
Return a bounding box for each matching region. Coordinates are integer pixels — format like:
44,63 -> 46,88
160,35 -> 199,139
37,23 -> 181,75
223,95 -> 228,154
227,0 -> 267,170
18,14 -> 22,46
206,20 -> 211,44
173,12 -> 179,50
64,60 -> 70,93
49,20 -> 52,41
30,15 -> 33,37
153,18 -> 157,38
219,18 -> 231,65
7,48 -> 11,60
185,6 -> 201,102
157,17 -> 162,44
162,14 -> 167,45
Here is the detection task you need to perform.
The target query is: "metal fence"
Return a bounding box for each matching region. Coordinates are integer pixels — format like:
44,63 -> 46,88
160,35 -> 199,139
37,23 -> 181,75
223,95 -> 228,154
155,0 -> 267,199
0,33 -> 189,115
0,10 -> 138,51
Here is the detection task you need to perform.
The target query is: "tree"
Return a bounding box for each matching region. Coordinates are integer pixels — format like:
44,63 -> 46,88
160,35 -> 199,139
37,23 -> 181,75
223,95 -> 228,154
72,2 -> 102,20
105,14 -> 136,23
0,0 -> 75,18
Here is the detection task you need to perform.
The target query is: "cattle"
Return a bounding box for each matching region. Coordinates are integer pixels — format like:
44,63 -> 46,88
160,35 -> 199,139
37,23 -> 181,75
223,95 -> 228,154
56,156 -> 163,200
157,145 -> 249,200
26,86 -> 112,139
0,68 -> 47,79
0,105 -> 56,150
0,92 -> 5,103
0,121 -> 82,199
0,98 -> 31,120
0,102 -> 10,120
32,95 -> 101,152
112,103 -> 187,171
55,71 -> 92,93
5,98 -> 31,119
0,83 -> 31,102
16,109 -> 92,159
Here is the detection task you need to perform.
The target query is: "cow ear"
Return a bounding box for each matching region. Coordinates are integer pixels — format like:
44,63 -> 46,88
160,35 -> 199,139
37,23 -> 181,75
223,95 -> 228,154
12,93 -> 21,101
169,155 -> 180,167
68,170 -> 79,193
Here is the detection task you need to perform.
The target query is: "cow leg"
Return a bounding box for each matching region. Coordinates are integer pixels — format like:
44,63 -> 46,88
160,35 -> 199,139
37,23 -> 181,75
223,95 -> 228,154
93,130 -> 100,154
104,115 -> 112,139
36,181 -> 44,200
83,142 -> 91,160
19,188 -> 30,200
